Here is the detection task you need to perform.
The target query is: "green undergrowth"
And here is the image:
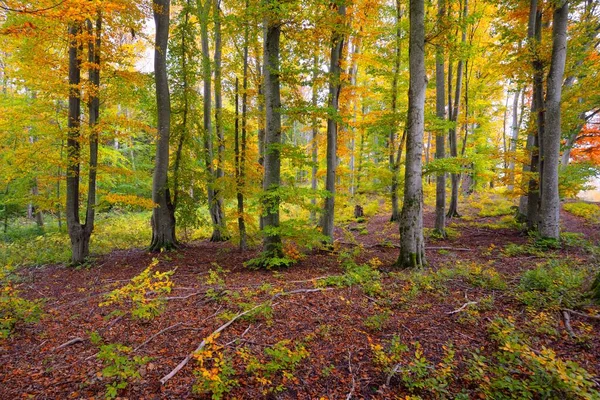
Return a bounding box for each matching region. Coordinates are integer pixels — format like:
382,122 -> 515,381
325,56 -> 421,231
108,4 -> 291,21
563,202 -> 600,224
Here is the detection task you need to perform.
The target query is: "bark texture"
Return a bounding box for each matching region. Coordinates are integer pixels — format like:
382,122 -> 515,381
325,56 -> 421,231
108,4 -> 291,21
150,0 -> 177,251
261,1 -> 284,260
397,0 -> 426,268
539,1 -> 568,239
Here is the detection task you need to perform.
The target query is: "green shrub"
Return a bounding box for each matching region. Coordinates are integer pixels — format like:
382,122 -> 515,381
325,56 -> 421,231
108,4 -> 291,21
0,264 -> 42,339
517,260 -> 588,310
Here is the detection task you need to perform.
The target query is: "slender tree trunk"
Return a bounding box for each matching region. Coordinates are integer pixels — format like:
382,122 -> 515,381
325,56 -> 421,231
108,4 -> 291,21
321,2 -> 346,242
310,53 -> 319,224
260,0 -> 284,262
539,1 -> 568,240
349,38 -> 361,197
173,1 -> 191,209
390,0 -> 402,222
434,0 -> 446,236
213,0 -> 227,239
150,0 -> 177,251
397,0 -> 426,268
447,0 -> 467,219
507,87 -> 521,191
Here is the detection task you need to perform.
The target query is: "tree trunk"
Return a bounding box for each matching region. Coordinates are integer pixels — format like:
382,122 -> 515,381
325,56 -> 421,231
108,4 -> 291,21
150,0 -> 177,251
260,0 -> 284,262
397,0 -> 426,268
310,53 -> 319,224
213,0 -> 227,240
526,4 -> 543,231
321,2 -> 346,242
446,0 -> 467,219
507,87 -> 521,191
434,0 -> 446,237
390,0 -> 402,222
538,1 -> 568,240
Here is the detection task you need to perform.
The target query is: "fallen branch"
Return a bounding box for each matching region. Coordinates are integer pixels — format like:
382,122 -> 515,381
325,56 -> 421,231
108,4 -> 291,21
562,309 -> 600,321
346,351 -> 356,400
159,303 -> 263,385
447,301 -> 477,315
159,287 -> 332,385
134,323 -> 183,352
53,337 -> 84,351
336,241 -> 471,251
427,246 -> 471,251
562,310 -> 577,338
164,291 -> 205,301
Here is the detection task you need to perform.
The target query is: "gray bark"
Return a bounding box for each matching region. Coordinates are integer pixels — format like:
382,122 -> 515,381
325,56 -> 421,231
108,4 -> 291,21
321,2 -> 346,242
397,0 -> 426,268
539,1 -> 568,239
150,0 -> 177,251
434,0 -> 446,236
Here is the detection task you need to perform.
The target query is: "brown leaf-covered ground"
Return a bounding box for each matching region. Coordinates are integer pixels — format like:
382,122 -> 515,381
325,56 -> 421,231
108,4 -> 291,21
1,202 -> 599,399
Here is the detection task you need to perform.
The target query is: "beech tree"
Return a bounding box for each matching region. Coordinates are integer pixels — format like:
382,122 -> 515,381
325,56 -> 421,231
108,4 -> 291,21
397,0 -> 426,268
150,0 -> 177,251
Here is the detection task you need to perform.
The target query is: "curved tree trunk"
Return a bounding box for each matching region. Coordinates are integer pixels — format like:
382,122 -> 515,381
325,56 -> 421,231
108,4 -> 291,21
397,0 -> 426,269
310,53 -> 319,224
150,0 -> 177,251
539,1 -> 568,240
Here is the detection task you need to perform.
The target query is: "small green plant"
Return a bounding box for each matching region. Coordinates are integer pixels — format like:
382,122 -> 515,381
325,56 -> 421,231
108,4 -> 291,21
364,310 -> 391,331
319,253 -> 383,296
193,333 -> 238,400
100,259 -> 174,321
371,336 -> 456,397
91,333 -> 150,399
239,339 -> 309,394
0,264 -> 42,339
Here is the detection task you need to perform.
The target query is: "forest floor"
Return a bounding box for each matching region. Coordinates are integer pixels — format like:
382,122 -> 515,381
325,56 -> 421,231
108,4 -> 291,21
2,199 -> 600,399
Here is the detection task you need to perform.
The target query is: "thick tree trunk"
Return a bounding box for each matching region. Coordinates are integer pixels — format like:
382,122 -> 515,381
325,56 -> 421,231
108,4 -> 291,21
321,2 -> 346,242
150,0 -> 177,251
526,5 -> 543,231
397,0 -> 426,268
261,1 -> 284,261
389,0 -> 402,222
539,1 -> 568,240
434,0 -> 446,237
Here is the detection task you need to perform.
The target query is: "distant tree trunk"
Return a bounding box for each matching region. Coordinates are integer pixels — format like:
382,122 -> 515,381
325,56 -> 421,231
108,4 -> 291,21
310,53 -> 319,224
349,37 -> 361,198
150,0 -> 177,251
236,1 -> 250,250
434,0 -> 446,237
28,135 -> 44,228
321,1 -> 346,242
507,87 -> 521,191
397,0 -> 426,268
213,0 -> 227,239
525,2 -> 543,231
446,0 -> 467,219
539,1 -> 568,240
260,0 -> 284,261
389,0 -> 402,222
